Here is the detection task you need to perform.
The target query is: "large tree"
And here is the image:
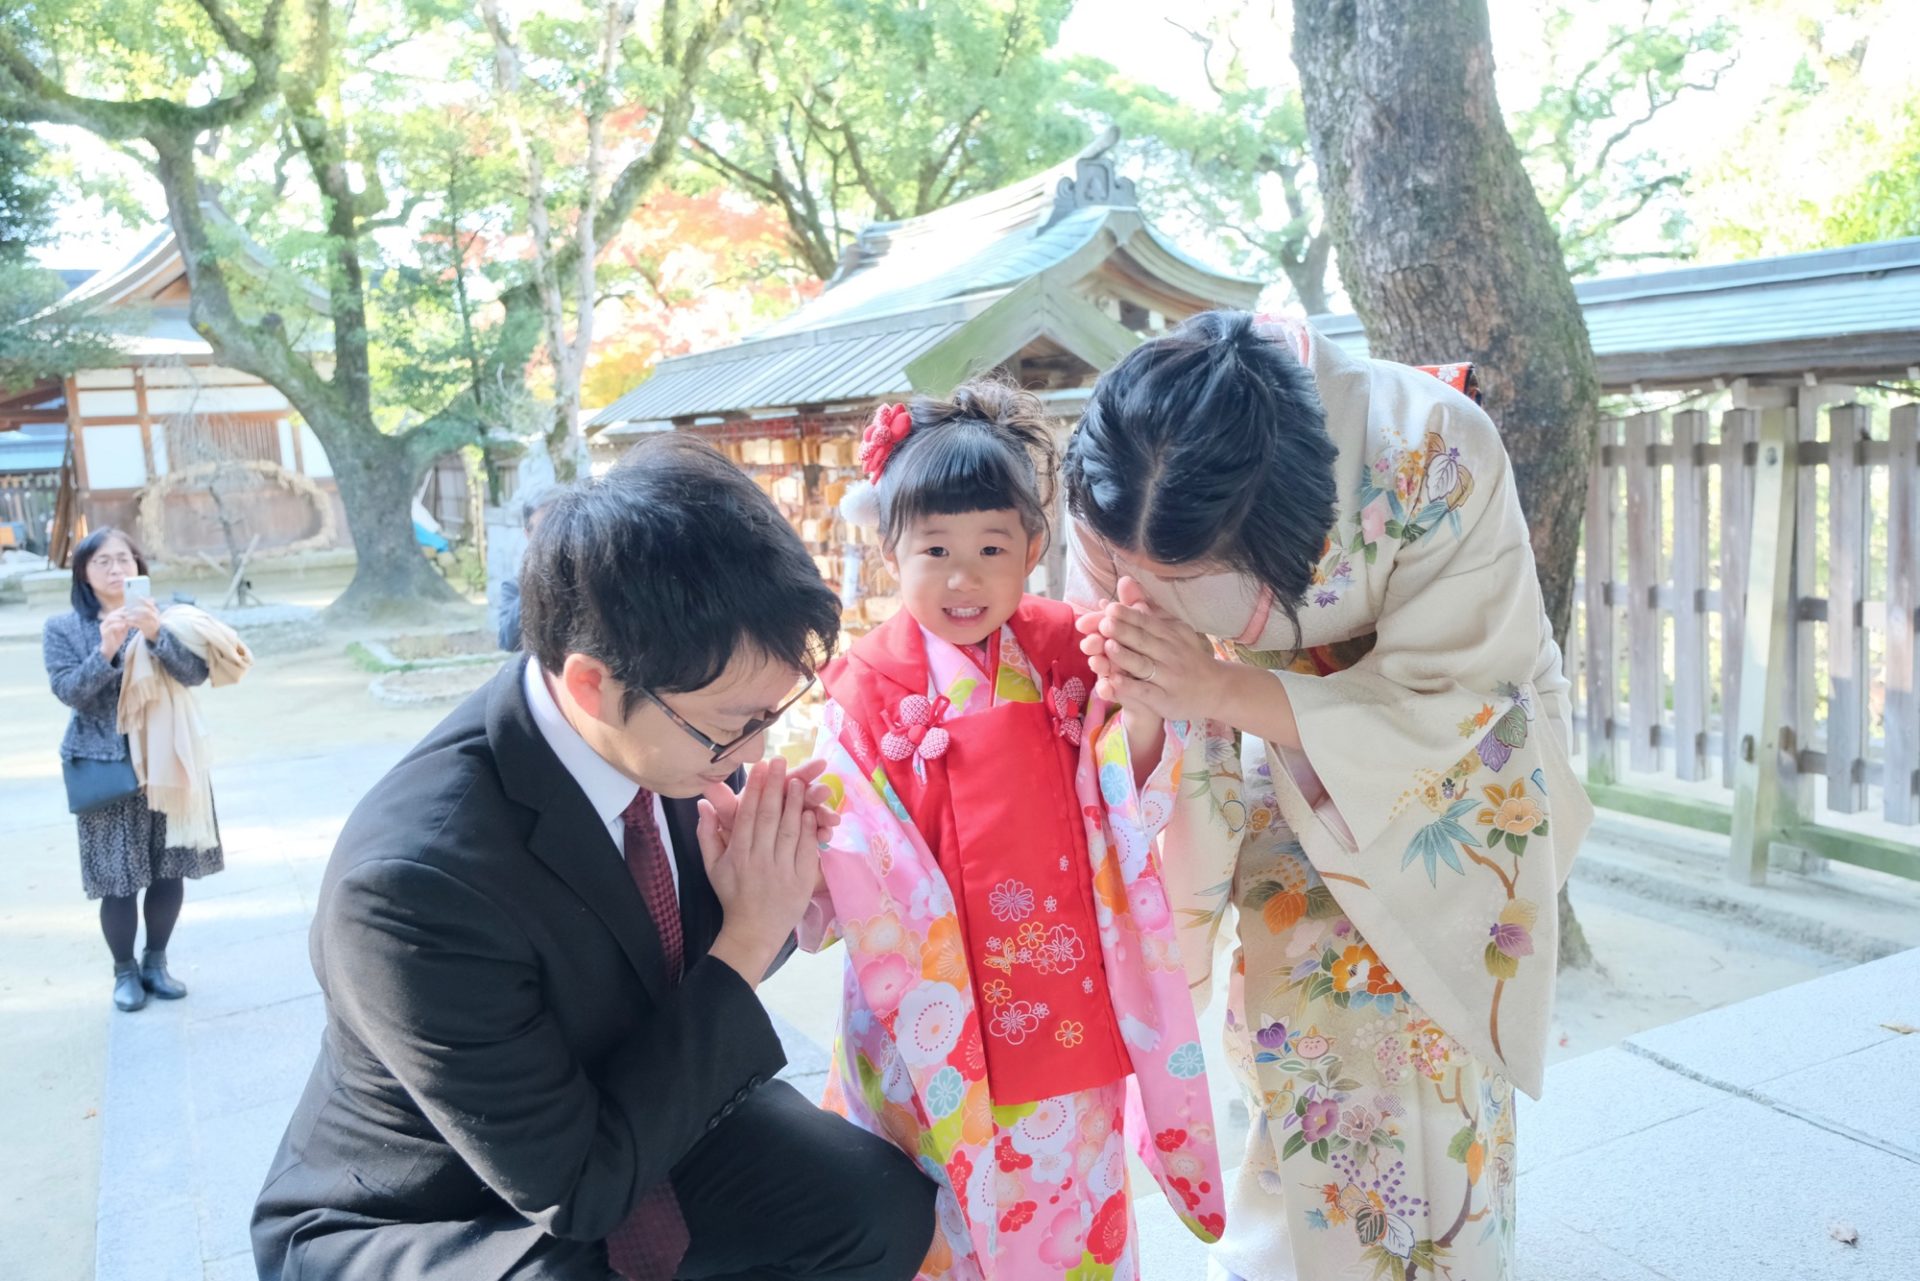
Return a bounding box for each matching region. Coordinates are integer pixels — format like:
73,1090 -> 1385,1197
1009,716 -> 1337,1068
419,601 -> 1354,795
689,0 -> 1086,280
1291,0 -> 1600,967
0,0 -> 736,616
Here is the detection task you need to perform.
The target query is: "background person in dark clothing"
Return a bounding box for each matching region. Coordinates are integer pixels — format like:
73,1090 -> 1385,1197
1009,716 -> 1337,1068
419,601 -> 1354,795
42,527 -> 220,1012
498,490 -> 558,652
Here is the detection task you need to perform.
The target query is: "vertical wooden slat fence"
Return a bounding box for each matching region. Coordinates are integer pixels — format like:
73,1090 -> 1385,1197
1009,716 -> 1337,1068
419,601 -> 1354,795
1575,396 -> 1920,883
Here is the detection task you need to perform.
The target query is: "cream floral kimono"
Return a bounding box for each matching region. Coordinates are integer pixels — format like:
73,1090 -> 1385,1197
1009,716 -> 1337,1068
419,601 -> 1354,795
1069,321 -> 1592,1280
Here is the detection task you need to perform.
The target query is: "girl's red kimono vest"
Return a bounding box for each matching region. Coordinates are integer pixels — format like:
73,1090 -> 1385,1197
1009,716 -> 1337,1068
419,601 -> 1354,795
823,598 -> 1129,1104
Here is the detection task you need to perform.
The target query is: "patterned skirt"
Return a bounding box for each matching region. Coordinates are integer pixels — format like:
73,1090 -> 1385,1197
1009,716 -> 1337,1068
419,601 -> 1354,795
1210,747 -> 1515,1281
75,787 -> 224,900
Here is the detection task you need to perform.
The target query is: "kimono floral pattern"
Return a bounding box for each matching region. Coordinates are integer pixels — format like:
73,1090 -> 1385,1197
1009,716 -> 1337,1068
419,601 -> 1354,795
1215,747 -> 1516,1281
1308,428 -> 1477,610
807,620 -> 1225,1280
1389,678 -> 1554,1064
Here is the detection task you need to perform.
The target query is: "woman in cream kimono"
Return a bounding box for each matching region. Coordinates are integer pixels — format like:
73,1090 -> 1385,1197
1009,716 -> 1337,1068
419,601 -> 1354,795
1063,310 -> 1592,1281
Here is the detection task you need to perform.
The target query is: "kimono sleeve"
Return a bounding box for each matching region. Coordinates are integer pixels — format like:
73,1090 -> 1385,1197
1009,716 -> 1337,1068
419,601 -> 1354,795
1087,702 -> 1187,846
1153,720 -> 1248,1002
808,699 -> 952,950
1274,392 -> 1556,859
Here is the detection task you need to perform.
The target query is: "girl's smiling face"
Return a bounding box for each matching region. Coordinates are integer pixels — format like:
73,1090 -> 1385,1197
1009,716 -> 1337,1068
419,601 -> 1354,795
884,507 -> 1043,648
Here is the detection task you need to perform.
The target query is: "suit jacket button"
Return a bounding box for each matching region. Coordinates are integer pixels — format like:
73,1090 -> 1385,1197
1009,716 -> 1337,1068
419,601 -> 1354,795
706,1116 -> 720,1132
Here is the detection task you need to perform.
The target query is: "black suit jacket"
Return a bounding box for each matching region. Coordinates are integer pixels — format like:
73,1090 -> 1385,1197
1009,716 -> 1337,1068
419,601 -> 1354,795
253,659 -> 786,1278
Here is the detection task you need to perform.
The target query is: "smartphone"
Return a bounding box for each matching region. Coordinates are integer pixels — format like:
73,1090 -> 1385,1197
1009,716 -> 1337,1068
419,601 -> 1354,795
124,575 -> 152,600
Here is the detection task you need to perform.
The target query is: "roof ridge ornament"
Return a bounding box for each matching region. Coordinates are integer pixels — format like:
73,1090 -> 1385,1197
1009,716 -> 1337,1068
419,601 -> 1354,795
1038,149 -> 1137,233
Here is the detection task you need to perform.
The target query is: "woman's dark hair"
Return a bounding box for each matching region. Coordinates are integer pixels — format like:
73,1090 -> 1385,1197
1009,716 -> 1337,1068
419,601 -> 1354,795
518,434 -> 841,713
1064,310 -> 1339,642
875,378 -> 1057,553
69,527 -> 150,620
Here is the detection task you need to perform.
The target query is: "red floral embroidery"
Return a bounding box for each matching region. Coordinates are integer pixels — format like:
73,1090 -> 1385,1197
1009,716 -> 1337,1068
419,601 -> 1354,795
998,1200 -> 1037,1233
994,1135 -> 1032,1172
859,402 -> 914,481
1154,1127 -> 1188,1152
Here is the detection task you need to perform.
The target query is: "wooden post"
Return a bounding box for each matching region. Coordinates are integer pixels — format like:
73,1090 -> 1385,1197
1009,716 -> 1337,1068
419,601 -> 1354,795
1584,419 -> 1618,783
1719,409 -> 1755,786
64,375 -> 90,492
1782,386 -> 1825,838
1625,412 -> 1664,772
134,367 -> 155,479
1886,404 -> 1919,825
1826,404 -> 1870,813
1672,410 -> 1710,780
1729,408 -> 1798,884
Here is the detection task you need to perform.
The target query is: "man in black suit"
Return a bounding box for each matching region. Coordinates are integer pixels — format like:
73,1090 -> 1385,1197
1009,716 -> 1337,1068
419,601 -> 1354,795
253,437 -> 936,1279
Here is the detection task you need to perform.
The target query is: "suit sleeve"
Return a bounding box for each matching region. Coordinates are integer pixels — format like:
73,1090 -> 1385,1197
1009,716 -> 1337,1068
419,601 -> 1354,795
322,856 -> 786,1241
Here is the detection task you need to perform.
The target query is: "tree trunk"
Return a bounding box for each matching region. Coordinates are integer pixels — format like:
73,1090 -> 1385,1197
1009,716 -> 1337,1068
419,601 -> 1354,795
1291,0 -> 1600,969
319,418 -> 461,620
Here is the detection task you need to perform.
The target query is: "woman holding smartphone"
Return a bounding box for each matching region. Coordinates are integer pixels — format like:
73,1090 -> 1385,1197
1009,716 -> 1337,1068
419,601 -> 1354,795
42,528 -> 224,1011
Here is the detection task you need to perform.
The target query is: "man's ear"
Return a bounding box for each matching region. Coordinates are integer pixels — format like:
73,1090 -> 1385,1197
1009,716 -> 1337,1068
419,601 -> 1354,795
560,652 -> 617,723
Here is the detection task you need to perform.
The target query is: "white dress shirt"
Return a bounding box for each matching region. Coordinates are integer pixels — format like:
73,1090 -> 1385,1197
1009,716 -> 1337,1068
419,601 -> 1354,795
523,658 -> 679,902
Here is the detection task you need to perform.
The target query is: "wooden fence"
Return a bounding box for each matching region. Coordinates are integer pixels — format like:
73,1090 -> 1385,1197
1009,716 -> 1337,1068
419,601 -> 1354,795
1575,398 -> 1919,883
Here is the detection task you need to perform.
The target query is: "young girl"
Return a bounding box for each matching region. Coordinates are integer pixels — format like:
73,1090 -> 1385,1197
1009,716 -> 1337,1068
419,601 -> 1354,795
804,382 -> 1225,1280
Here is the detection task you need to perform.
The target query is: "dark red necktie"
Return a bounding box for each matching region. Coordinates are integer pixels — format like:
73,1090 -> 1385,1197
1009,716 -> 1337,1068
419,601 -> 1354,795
621,788 -> 684,980
604,788 -> 690,1280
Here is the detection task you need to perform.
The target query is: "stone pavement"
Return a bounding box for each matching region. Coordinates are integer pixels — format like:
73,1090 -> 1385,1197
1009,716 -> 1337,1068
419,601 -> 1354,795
1512,946 -> 1920,1281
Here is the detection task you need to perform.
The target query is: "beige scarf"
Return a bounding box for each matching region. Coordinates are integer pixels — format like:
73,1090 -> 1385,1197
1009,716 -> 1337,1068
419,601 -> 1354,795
116,605 -> 252,851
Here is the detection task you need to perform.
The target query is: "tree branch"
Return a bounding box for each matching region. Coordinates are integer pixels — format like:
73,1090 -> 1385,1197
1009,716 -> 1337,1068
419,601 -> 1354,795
0,0 -> 284,139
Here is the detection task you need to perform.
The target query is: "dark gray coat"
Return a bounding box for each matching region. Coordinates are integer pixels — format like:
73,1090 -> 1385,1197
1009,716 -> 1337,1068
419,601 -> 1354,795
42,609 -> 210,762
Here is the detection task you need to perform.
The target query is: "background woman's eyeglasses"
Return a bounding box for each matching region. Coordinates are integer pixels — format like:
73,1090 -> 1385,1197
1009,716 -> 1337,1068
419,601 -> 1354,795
641,675 -> 817,763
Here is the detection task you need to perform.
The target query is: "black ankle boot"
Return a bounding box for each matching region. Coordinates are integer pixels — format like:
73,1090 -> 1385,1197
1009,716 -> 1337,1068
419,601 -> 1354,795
113,960 -> 147,1012
140,948 -> 188,1000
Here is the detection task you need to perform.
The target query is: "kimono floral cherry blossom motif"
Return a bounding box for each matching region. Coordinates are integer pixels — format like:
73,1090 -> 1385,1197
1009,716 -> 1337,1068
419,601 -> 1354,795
1047,676 -> 1088,746
881,693 -> 951,782
859,402 -> 915,481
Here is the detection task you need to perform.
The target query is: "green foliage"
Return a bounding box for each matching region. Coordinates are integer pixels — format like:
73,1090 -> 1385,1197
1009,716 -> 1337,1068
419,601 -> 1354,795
1508,0 -> 1737,276
0,124 -> 56,261
1822,98 -> 1920,243
1066,23 -> 1330,309
0,259 -> 120,393
0,125 -> 116,391
691,0 -> 1089,277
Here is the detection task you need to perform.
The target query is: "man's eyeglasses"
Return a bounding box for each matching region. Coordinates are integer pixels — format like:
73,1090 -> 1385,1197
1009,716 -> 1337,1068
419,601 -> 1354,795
641,674 -> 817,764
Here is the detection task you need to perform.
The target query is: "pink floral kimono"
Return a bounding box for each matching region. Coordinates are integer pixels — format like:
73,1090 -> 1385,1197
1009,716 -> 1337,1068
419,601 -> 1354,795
805,596 -> 1225,1280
